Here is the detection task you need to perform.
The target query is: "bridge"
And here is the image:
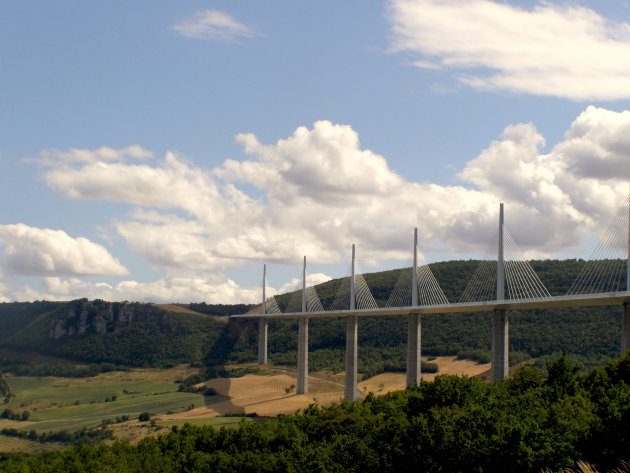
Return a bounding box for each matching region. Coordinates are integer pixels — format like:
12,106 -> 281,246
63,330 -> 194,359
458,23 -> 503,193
231,199 -> 630,401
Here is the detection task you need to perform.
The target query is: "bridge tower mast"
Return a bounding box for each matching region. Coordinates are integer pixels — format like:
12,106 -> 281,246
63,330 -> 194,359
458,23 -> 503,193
623,182 -> 630,353
491,203 -> 509,381
297,256 -> 309,394
345,244 -> 359,401
258,264 -> 268,364
407,228 -> 422,386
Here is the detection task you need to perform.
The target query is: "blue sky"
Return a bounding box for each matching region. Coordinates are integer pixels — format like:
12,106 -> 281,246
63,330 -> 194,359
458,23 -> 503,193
1,0 -> 630,303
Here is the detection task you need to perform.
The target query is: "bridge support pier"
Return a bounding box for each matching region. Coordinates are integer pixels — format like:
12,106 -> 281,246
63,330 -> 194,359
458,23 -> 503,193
491,309 -> 508,382
258,319 -> 268,365
345,316 -> 358,402
297,318 -> 309,394
406,314 -> 421,386
623,303 -> 630,354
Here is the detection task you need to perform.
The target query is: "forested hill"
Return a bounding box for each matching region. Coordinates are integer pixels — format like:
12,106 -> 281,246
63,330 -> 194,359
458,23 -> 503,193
0,299 -> 252,369
227,259 -> 625,373
0,259 -> 625,374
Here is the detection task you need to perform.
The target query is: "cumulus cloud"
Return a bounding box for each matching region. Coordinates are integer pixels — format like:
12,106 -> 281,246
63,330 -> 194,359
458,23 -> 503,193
458,106 -> 629,254
0,224 -> 128,277
276,273 -> 333,295
2,271 -> 335,304
1,274 -> 264,304
37,274 -> 262,304
35,145 -> 152,166
28,106 -> 630,302
388,0 -> 630,100
172,10 -> 258,42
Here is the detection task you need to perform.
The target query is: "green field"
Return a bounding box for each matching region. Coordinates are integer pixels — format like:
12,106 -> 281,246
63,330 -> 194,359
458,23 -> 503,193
1,370 -> 220,434
156,416 -> 264,429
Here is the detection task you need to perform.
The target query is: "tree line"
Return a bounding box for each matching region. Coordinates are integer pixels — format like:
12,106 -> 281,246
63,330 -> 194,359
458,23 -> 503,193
1,352 -> 629,472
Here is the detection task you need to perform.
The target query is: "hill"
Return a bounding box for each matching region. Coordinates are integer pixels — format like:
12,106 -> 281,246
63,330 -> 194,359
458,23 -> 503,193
0,259 -> 625,375
0,299 -> 252,370
227,259 -> 624,373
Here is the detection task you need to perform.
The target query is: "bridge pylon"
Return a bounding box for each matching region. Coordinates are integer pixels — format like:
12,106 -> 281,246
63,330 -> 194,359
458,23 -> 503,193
407,228 -> 421,386
297,256 -> 309,395
345,244 -> 359,402
625,186 -> 630,353
258,264 -> 268,365
491,203 -> 509,382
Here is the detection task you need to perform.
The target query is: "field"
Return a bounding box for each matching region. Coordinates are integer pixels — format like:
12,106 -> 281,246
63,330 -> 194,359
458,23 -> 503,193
0,366 -> 205,435
0,357 -> 490,452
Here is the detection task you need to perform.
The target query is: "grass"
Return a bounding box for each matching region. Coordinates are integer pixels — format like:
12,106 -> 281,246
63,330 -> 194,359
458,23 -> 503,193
0,435 -> 63,454
1,368 -> 222,434
156,416 -> 265,429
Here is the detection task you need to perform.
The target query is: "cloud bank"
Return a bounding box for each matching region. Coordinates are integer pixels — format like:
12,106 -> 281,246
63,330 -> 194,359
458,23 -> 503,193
2,106 -> 629,303
388,0 -> 630,100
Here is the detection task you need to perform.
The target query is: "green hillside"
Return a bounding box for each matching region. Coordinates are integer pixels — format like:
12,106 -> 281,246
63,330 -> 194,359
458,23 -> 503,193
0,259 -> 625,376
227,259 -> 625,373
0,299 -> 234,369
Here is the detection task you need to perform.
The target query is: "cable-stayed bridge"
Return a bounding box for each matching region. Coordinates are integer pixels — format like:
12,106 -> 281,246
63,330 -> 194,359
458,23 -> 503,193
231,198 -> 630,401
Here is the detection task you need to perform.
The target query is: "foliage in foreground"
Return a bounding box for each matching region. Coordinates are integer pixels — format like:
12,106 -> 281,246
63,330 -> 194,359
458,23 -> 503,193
1,352 -> 629,473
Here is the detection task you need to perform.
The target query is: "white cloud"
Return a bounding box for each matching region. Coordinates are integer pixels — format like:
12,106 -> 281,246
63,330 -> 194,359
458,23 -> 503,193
172,10 -> 257,42
35,145 -> 152,165
388,0 -> 630,100
0,224 -> 128,277
29,106 -> 630,302
33,274 -> 261,304
459,106 -> 628,251
276,273 -> 333,295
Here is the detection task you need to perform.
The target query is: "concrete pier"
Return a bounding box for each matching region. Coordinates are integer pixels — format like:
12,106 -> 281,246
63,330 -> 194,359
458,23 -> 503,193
345,316 -> 358,401
345,244 -> 358,402
258,319 -> 268,365
491,204 -> 508,382
297,318 -> 309,394
406,228 -> 421,386
623,303 -> 630,354
491,309 -> 508,382
258,264 -> 268,365
406,314 -> 421,386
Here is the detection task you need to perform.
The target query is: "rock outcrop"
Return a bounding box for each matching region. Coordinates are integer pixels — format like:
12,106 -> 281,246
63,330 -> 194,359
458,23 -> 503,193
47,299 -> 135,339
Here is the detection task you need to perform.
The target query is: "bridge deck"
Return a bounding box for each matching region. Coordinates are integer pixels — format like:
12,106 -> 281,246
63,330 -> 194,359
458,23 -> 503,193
230,292 -> 630,319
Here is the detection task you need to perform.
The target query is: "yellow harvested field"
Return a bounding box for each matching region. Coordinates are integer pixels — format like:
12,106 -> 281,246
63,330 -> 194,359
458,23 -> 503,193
163,373 -> 344,420
160,356 -> 490,421
424,356 -> 491,380
359,356 -> 491,395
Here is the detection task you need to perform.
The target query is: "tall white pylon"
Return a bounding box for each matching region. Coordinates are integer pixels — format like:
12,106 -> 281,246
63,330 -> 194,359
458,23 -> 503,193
624,181 -> 630,353
297,256 -> 309,394
258,264 -> 268,364
262,264 -> 267,315
412,228 -> 419,307
407,228 -> 421,386
345,244 -> 359,401
492,203 -> 508,382
497,203 -> 505,301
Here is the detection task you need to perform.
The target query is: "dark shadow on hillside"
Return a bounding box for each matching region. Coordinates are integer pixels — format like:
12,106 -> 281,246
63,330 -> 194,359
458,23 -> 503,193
201,317 -> 257,413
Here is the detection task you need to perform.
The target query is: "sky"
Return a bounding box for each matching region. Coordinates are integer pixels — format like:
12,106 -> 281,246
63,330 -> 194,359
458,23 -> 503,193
2,0 -> 630,304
